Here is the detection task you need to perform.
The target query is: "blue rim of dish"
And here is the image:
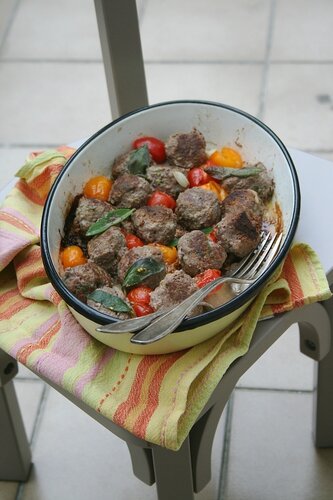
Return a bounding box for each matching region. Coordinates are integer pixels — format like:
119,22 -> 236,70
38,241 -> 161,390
41,100 -> 301,333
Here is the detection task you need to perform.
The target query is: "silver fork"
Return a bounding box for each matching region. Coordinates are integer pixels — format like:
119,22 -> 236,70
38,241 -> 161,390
129,231 -> 283,344
96,231 -> 283,338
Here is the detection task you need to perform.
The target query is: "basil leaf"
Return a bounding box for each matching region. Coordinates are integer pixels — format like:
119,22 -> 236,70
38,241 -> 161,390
87,290 -> 132,313
201,227 -> 213,234
123,257 -> 165,288
205,166 -> 262,180
86,208 -> 135,237
127,145 -> 150,176
167,238 -> 179,247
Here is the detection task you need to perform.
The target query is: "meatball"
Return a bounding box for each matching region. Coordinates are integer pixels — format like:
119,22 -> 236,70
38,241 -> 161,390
109,173 -> 152,208
74,197 -> 112,236
111,151 -> 131,178
150,270 -> 203,317
87,286 -> 132,320
176,187 -> 221,230
62,262 -> 112,303
131,205 -> 177,244
165,128 -> 207,169
216,189 -> 263,258
222,162 -> 275,202
146,164 -> 187,198
87,226 -> 126,275
177,230 -> 227,277
117,245 -> 166,288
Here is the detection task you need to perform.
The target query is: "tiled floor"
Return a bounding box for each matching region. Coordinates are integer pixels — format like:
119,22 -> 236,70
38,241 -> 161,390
1,1 -> 333,499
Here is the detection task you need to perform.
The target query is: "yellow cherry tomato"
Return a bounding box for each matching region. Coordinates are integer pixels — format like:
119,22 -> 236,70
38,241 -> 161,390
83,176 -> 113,201
61,246 -> 87,268
149,243 -> 178,264
200,181 -> 227,202
209,147 -> 243,169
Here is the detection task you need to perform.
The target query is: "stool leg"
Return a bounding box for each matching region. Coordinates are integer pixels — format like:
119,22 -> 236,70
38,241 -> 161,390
0,350 -> 31,480
313,294 -> 333,447
125,443 -> 155,485
151,438 -> 194,500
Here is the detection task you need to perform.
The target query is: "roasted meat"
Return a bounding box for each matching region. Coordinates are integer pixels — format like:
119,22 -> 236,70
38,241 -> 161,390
109,173 -> 152,208
222,162 -> 275,202
165,128 -> 207,169
176,187 -> 221,230
131,205 -> 177,244
87,226 -> 126,275
177,230 -> 227,276
117,245 -> 166,289
62,262 -> 112,303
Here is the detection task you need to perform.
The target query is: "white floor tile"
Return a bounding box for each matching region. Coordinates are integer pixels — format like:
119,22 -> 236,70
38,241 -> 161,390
0,62 -> 110,145
263,64 -> 333,150
271,0 -> 333,61
1,0 -> 102,60
237,324 -> 315,390
146,63 -> 263,117
141,0 -> 270,61
224,390 -> 333,500
18,386 -> 227,499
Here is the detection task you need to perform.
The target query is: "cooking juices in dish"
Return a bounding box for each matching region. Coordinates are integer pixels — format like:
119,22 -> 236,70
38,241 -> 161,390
60,129 -> 278,320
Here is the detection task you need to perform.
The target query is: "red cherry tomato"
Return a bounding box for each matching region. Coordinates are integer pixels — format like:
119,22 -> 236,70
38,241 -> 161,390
147,190 -> 177,210
127,286 -> 152,305
208,227 -> 218,243
188,167 -> 214,187
133,303 -> 154,317
133,136 -> 166,164
195,269 -> 222,293
125,233 -> 144,249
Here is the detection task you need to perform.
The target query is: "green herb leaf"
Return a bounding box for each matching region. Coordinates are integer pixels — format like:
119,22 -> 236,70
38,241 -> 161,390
167,238 -> 179,247
123,257 -> 165,288
201,227 -> 213,234
86,208 -> 135,237
15,150 -> 67,180
205,166 -> 262,180
127,145 -> 150,176
87,290 -> 132,313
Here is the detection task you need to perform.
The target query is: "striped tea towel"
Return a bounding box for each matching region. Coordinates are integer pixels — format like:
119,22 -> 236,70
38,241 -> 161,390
0,149 -> 331,451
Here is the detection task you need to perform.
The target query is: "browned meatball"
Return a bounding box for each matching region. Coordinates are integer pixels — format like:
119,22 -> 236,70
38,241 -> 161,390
87,286 -> 132,320
111,151 -> 131,178
216,189 -> 263,258
176,187 -> 221,230
177,230 -> 227,276
117,245 -> 166,288
146,164 -> 188,198
149,270 -> 203,317
222,163 -> 275,202
131,205 -> 177,244
62,262 -> 112,303
87,226 -> 126,275
165,128 -> 207,169
74,197 -> 112,236
109,173 -> 152,208
111,148 -> 153,179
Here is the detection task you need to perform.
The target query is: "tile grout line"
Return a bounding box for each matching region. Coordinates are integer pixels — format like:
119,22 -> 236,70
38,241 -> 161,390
0,0 -> 21,55
1,58 -> 333,65
258,0 -> 277,119
235,386 -> 313,394
15,383 -> 50,500
217,394 -> 235,500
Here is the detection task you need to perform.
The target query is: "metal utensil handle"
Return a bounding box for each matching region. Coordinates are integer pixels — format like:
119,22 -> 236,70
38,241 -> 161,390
130,277 -> 254,344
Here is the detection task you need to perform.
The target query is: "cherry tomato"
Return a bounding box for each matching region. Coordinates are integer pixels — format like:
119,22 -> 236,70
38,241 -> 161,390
149,244 -> 178,265
127,286 -> 152,305
133,303 -> 154,317
208,227 -> 218,243
83,176 -> 113,201
61,246 -> 87,268
195,269 -> 222,294
133,136 -> 166,164
199,181 -> 227,202
147,190 -> 177,210
209,147 -> 243,169
125,233 -> 144,249
187,167 -> 214,187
